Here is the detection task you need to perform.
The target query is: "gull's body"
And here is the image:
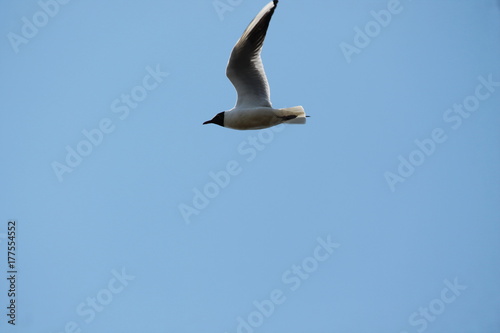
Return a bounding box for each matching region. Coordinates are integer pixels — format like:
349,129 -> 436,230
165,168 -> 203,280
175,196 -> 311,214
203,0 -> 307,130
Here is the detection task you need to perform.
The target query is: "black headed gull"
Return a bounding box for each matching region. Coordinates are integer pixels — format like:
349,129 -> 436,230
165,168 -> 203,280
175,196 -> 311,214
203,0 -> 307,130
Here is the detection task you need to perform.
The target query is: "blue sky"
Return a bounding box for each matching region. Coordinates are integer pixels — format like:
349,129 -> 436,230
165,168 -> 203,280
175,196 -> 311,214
1,0 -> 499,332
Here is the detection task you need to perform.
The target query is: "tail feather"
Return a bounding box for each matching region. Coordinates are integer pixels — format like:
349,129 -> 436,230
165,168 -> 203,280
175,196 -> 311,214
278,106 -> 307,125
286,116 -> 307,124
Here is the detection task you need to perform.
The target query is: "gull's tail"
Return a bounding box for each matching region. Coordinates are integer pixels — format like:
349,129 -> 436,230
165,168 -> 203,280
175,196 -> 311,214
278,106 -> 307,124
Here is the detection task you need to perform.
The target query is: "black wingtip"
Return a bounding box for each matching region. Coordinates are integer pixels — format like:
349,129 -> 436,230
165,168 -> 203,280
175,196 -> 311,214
273,0 -> 278,6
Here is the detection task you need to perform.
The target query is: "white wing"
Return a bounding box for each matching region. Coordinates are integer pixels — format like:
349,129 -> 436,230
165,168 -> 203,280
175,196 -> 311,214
226,0 -> 278,109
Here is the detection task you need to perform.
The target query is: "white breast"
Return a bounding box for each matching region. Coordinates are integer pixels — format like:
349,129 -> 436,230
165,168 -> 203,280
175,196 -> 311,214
224,107 -> 281,130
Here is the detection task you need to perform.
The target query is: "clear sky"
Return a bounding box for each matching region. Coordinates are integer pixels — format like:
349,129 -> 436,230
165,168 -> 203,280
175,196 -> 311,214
1,0 -> 499,332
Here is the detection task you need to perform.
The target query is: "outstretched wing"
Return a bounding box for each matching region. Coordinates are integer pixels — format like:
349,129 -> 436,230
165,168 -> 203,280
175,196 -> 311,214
226,0 -> 278,109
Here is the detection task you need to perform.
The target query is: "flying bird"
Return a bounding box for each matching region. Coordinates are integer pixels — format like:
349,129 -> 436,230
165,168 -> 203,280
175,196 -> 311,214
203,0 -> 307,130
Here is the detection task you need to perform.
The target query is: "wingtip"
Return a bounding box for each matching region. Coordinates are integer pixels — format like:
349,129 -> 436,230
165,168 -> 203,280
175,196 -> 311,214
273,0 -> 278,6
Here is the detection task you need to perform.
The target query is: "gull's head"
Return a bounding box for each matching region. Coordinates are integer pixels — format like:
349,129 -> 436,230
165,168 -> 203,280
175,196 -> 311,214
203,112 -> 225,127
